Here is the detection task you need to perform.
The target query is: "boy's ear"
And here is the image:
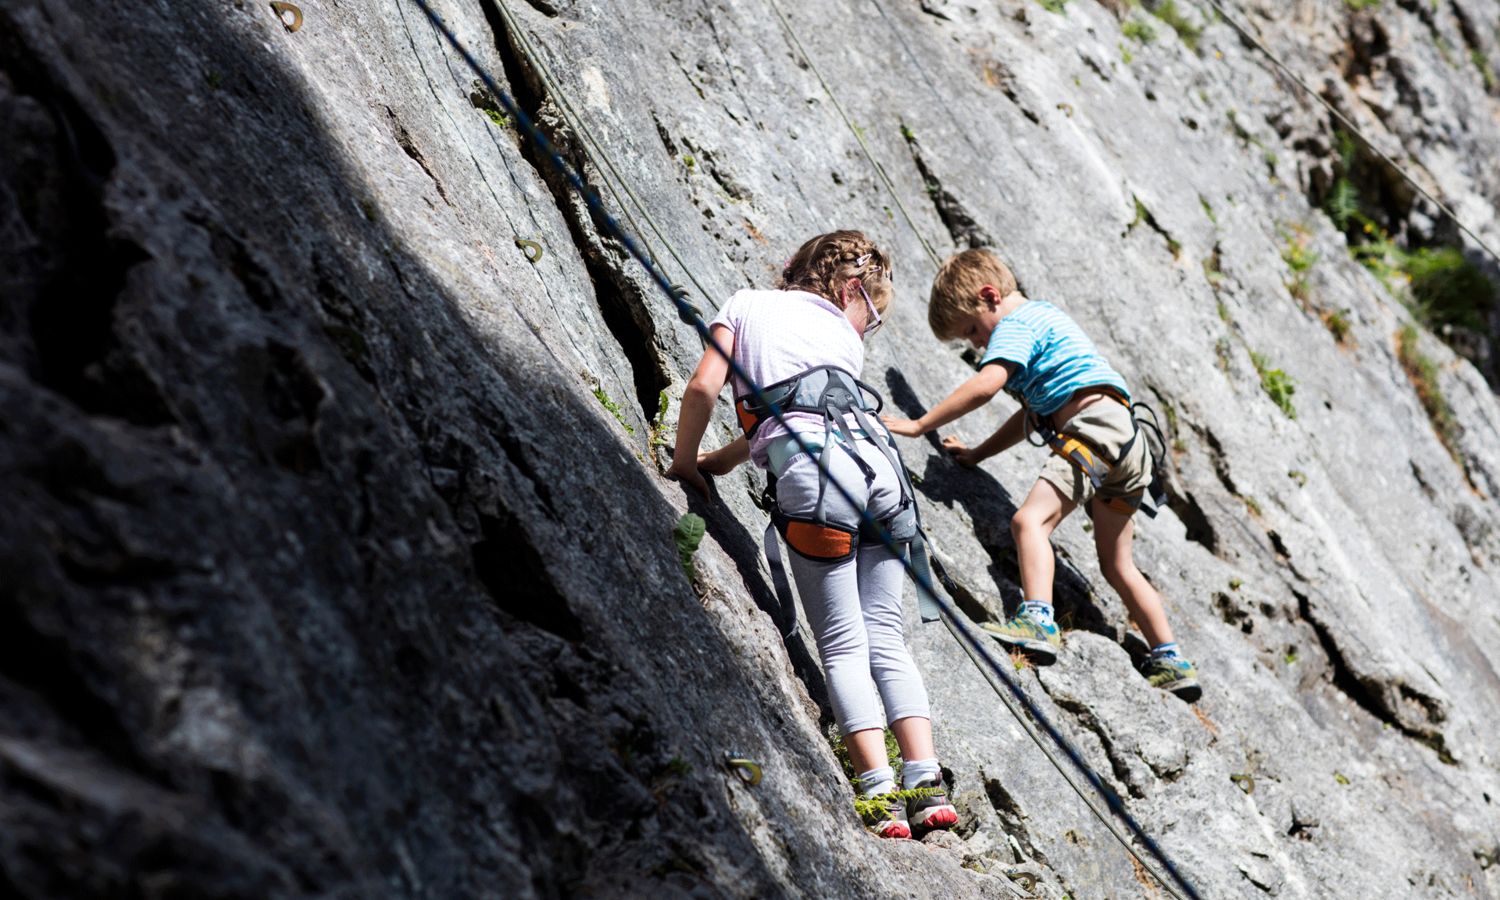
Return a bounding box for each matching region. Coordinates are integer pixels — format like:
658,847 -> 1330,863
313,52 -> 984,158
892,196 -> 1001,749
978,284 -> 1001,309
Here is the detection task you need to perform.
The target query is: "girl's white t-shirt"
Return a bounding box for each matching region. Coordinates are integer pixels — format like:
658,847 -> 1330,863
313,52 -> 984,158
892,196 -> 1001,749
708,288 -> 864,468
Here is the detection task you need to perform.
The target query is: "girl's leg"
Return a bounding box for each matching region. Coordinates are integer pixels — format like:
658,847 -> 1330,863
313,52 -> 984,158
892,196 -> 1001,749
777,451 -> 888,771
1012,479 -> 1077,602
786,550 -> 884,741
857,538 -> 958,827
857,541 -> 930,733
1091,498 -> 1174,646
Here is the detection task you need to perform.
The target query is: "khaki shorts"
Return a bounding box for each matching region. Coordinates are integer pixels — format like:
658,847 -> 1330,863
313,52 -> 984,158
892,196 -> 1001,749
1037,399 -> 1152,514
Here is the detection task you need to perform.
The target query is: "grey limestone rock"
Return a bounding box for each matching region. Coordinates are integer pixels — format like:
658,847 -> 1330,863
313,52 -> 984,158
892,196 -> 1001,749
4,0 -> 1500,897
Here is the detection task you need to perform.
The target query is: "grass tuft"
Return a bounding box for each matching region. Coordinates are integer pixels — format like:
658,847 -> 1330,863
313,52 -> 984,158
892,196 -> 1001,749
1396,325 -> 1460,460
1122,19 -> 1156,43
1251,352 -> 1297,419
1150,0 -> 1201,50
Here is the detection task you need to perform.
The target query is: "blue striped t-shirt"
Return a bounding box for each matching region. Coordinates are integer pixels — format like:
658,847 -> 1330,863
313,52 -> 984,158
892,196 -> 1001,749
979,300 -> 1128,416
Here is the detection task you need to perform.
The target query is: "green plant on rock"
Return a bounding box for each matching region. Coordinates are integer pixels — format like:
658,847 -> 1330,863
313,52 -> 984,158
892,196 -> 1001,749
1355,237 -> 1494,333
1397,325 -> 1460,459
1122,18 -> 1156,43
1280,226 -> 1317,303
592,385 -> 635,434
1251,351 -> 1297,419
1474,50 -> 1498,91
1150,0 -> 1201,50
1325,178 -> 1361,231
1038,0 -> 1068,13
673,513 -> 706,581
647,389 -> 672,466
1322,308 -> 1353,345
1343,0 -> 1380,9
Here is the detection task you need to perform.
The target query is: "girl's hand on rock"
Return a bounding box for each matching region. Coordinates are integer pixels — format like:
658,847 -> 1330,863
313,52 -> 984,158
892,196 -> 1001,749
668,460 -> 711,498
881,415 -> 925,437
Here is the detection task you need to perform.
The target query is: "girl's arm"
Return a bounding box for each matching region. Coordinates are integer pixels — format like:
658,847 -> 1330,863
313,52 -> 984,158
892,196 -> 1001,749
700,435 -> 750,474
882,363 -> 1012,436
667,325 -> 736,497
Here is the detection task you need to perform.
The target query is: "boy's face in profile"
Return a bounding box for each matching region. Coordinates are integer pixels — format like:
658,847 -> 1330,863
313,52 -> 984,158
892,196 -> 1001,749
944,285 -> 1006,349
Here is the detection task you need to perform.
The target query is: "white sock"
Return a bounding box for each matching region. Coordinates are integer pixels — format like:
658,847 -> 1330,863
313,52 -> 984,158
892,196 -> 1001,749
857,765 -> 896,797
902,757 -> 941,790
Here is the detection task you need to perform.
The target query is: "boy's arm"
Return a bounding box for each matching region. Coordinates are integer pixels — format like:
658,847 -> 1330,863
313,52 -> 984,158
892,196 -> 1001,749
944,407 -> 1028,467
883,363 -> 1011,437
668,325 -> 736,496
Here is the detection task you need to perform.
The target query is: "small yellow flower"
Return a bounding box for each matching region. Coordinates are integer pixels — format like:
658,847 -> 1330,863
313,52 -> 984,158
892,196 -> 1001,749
1363,222 -> 1375,234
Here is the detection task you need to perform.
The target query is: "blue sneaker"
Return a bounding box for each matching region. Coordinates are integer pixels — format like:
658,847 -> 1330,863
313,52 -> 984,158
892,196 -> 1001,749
980,611 -> 1061,665
1141,655 -> 1201,703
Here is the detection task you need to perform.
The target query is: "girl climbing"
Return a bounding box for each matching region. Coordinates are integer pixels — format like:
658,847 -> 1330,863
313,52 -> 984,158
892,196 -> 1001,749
668,231 -> 959,839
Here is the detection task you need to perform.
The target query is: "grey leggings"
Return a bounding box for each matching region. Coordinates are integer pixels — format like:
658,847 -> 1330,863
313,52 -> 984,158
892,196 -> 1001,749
776,437 -> 931,735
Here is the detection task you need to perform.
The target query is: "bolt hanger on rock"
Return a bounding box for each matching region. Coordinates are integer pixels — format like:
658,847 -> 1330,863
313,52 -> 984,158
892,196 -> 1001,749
723,753 -> 763,786
269,2 -> 303,32
514,238 -> 543,263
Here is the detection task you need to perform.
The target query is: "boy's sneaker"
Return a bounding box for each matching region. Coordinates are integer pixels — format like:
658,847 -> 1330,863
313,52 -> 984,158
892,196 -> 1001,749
859,792 -> 912,839
1141,655 -> 1202,703
906,775 -> 959,832
980,612 -> 1062,665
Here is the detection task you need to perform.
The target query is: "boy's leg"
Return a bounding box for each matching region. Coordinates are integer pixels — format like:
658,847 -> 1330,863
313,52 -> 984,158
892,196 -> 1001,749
1013,478 -> 1076,602
1090,498 -> 1173,646
981,478 -> 1076,663
1093,498 -> 1200,701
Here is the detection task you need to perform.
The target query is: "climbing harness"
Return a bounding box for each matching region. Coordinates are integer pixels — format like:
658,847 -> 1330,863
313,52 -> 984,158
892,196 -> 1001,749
739,366 -> 941,633
407,6 -> 1201,897
1022,388 -> 1171,518
269,1 -> 303,33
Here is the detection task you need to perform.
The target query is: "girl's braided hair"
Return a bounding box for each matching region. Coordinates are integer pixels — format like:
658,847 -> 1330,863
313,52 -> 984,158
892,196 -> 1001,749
777,230 -> 894,313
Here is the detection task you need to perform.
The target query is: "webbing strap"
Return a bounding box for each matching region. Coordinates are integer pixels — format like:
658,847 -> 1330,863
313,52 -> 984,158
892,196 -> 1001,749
763,520 -> 801,639
1061,440 -> 1108,490
908,530 -> 940,623
849,405 -> 910,508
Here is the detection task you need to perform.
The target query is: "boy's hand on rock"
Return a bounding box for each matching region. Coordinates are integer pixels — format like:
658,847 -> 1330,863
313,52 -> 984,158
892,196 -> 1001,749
881,415 -> 924,437
942,435 -> 980,468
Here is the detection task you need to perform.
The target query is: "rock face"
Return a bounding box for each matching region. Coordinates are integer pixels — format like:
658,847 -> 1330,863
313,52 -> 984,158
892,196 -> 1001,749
4,0 -> 1500,896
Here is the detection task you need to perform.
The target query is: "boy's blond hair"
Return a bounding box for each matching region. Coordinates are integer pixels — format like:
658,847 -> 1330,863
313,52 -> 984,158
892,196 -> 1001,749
927,249 -> 1018,339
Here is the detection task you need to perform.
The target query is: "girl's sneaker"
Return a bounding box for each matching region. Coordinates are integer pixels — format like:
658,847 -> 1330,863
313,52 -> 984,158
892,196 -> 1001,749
1141,655 -> 1201,703
980,612 -> 1062,665
906,775 -> 960,831
859,793 -> 912,839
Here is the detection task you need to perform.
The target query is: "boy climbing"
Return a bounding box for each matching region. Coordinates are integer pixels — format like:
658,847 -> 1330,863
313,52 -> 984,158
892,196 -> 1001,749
668,231 -> 961,838
883,249 -> 1200,702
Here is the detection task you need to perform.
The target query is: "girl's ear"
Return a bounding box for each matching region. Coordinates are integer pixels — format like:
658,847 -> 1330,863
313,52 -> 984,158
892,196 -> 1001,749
839,275 -> 861,308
